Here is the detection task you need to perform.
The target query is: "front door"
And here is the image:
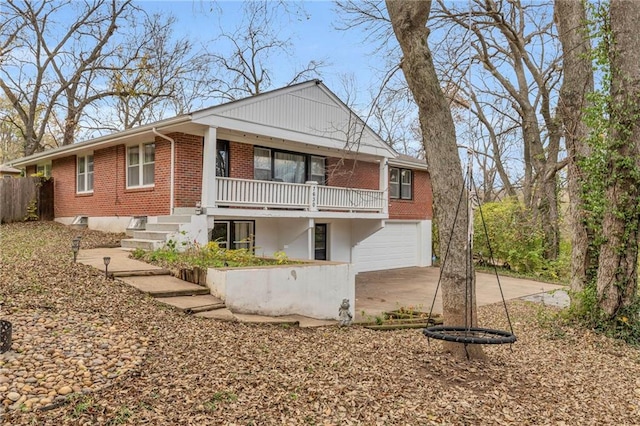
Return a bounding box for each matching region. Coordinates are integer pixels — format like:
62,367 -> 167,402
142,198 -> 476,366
314,224 -> 328,260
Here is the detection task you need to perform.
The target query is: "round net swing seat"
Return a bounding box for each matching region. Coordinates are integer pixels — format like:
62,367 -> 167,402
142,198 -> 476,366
423,325 -> 516,345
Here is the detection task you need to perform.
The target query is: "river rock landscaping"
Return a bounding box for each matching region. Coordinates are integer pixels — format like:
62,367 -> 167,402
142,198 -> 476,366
1,221 -> 640,425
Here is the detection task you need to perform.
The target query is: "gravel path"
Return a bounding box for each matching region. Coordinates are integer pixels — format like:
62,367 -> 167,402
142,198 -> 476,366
1,222 -> 639,425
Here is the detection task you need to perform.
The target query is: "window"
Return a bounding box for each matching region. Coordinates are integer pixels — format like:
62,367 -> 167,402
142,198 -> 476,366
310,156 -> 326,184
274,151 -> 305,183
254,147 -> 272,181
390,167 -> 412,200
127,143 -> 155,187
210,222 -> 230,248
36,163 -> 51,178
210,221 -> 254,250
216,140 -> 229,177
314,224 -> 328,260
253,147 -> 326,185
77,154 -> 94,193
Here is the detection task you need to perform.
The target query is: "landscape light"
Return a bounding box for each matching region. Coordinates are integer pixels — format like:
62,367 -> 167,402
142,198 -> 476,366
71,237 -> 81,262
103,256 -> 111,279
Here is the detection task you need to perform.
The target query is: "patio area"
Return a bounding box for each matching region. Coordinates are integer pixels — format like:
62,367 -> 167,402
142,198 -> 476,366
354,266 -> 568,322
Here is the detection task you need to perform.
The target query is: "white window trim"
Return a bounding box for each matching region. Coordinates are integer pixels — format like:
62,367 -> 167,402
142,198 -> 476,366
126,142 -> 155,189
390,167 -> 412,200
36,163 -> 52,178
76,153 -> 94,194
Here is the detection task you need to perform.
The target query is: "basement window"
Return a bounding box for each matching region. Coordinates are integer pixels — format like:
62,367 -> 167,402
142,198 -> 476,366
72,216 -> 88,226
71,216 -> 88,230
127,216 -> 147,231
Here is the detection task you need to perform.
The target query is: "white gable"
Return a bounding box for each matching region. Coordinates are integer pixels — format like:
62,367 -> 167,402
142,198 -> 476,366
191,81 -> 395,157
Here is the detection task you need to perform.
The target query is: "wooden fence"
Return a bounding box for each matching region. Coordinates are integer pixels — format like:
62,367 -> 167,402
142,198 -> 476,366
0,177 -> 54,223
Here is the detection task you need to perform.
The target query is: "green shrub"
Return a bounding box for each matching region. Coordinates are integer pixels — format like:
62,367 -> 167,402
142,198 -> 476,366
133,240 -> 298,271
473,198 -> 569,281
474,198 -> 544,272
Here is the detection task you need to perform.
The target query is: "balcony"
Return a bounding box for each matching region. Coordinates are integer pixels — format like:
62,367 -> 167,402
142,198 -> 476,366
216,177 -> 385,213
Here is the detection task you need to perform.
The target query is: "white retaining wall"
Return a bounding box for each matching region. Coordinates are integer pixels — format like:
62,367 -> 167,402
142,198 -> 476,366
206,262 -> 355,320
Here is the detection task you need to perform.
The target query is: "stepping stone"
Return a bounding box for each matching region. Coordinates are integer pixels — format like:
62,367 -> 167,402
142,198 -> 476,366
155,295 -> 225,313
195,308 -> 237,322
120,276 -> 209,297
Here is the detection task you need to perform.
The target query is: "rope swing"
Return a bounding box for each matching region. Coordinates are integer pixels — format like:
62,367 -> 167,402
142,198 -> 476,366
423,147 -> 516,347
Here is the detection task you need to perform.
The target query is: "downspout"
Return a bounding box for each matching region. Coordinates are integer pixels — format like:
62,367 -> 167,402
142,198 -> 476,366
152,128 -> 175,214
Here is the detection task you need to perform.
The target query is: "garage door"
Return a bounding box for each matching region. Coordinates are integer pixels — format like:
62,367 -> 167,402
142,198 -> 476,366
354,222 -> 419,272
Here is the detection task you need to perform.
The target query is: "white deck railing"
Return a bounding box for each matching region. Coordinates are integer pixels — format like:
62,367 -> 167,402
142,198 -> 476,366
216,177 -> 385,212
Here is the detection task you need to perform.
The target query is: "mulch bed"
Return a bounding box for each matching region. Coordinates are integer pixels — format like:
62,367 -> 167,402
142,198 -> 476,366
1,221 -> 639,425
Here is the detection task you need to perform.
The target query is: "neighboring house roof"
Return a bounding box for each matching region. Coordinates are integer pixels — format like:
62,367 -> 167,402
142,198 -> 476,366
389,154 -> 428,171
0,164 -> 21,174
9,80 -> 414,167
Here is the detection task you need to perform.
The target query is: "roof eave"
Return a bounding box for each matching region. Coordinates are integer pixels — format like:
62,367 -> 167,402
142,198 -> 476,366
10,115 -> 192,167
388,158 -> 429,171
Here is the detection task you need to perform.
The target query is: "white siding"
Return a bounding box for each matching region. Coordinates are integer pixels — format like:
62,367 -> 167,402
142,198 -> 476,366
354,222 -> 426,273
215,85 -> 382,150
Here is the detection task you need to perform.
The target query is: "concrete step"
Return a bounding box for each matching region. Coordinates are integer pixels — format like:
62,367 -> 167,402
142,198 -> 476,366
121,238 -> 164,251
132,230 -> 171,241
155,295 -> 225,314
120,275 -> 210,298
172,207 -> 198,215
157,215 -> 192,224
145,223 -> 181,232
195,308 -> 237,322
111,269 -> 171,278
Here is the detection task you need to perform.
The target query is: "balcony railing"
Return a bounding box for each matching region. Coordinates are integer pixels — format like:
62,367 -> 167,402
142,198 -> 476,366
216,177 -> 385,213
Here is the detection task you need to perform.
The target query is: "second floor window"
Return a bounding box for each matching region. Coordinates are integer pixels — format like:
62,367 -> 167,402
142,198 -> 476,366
253,147 -> 325,184
127,143 -> 155,187
77,154 -> 94,193
216,140 -> 229,177
390,167 -> 412,200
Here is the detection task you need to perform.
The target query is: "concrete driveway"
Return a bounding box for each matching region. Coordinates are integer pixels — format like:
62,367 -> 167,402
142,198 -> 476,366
355,267 -> 567,322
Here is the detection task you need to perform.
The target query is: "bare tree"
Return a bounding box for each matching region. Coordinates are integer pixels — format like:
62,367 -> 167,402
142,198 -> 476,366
432,0 -> 565,260
208,1 -> 325,101
595,0 -> 640,317
0,0 -> 143,154
104,13 -> 216,131
0,98 -> 23,163
386,0 -> 485,360
554,0 -> 595,300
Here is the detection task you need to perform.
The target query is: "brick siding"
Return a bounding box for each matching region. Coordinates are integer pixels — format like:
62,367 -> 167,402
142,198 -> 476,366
326,157 -> 379,190
229,141 -> 254,179
49,133 -> 433,221
388,169 -> 433,220
173,133 -> 203,208
52,137 -> 172,218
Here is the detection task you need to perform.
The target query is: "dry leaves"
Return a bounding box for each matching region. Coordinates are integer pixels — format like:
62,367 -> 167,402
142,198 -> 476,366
1,222 -> 640,425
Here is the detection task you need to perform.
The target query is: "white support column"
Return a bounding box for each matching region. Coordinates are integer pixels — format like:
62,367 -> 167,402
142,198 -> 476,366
201,126 -> 218,211
307,218 -> 315,260
307,181 -> 318,212
379,158 -> 389,215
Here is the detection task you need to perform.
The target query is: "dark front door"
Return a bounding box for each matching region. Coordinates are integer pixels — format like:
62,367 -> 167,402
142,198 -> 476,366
314,224 -> 327,260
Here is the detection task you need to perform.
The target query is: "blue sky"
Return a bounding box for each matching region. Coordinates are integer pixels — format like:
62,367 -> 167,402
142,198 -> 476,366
136,0 -> 382,105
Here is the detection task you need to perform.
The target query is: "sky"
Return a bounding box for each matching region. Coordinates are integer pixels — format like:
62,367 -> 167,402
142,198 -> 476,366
136,0 -> 384,107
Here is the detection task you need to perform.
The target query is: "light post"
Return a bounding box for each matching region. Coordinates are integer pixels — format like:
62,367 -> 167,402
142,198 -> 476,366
71,237 -> 81,262
103,256 -> 111,279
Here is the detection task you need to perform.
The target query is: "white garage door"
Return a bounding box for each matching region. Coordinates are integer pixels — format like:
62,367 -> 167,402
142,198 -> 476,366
354,222 -> 419,272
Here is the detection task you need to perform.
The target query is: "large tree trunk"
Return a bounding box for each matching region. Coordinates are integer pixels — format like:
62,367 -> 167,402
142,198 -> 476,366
386,0 -> 484,360
554,0 -> 596,301
595,0 -> 640,317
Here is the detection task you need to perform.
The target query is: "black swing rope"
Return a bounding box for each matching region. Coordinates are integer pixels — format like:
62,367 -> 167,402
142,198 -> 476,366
423,155 -> 516,349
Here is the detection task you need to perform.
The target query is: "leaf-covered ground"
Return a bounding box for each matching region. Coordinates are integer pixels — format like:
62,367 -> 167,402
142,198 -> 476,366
1,221 -> 639,425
